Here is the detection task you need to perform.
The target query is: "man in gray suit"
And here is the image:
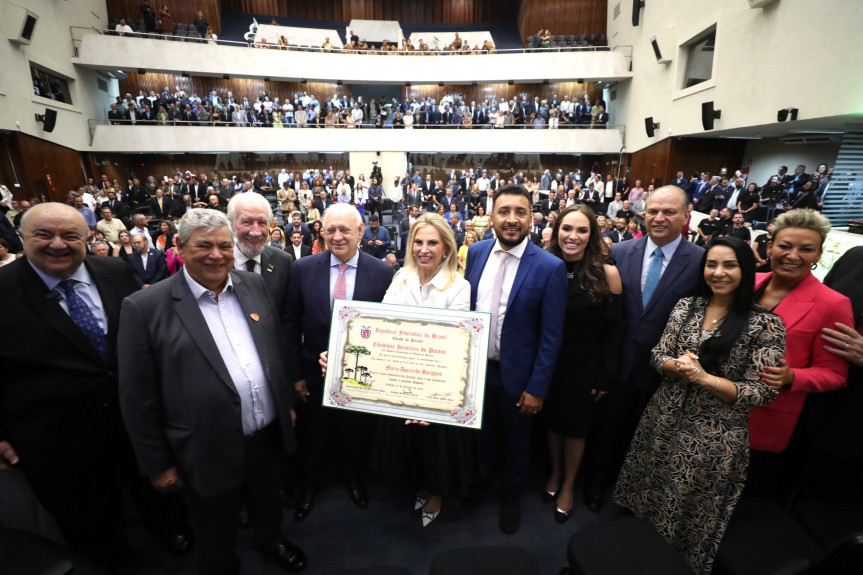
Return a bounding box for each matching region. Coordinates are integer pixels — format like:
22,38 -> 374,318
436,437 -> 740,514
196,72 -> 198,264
584,186 -> 703,512
118,210 -> 306,574
227,192 -> 293,318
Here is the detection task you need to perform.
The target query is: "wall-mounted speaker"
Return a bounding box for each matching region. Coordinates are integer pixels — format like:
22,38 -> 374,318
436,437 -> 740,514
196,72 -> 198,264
701,101 -> 721,131
650,27 -> 675,63
35,109 -> 57,133
777,108 -> 798,122
644,117 -> 659,138
632,0 -> 645,27
6,6 -> 38,45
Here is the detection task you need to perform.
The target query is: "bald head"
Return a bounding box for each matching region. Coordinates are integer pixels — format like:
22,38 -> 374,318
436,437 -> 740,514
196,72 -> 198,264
21,203 -> 88,278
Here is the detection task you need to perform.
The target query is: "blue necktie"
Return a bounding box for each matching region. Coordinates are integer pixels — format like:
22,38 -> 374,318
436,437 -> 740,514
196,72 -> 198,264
59,279 -> 107,359
642,247 -> 664,308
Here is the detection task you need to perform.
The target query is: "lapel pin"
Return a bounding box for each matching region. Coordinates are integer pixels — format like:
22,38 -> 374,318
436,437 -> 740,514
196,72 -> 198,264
250,313 -> 260,322
267,264 -> 274,272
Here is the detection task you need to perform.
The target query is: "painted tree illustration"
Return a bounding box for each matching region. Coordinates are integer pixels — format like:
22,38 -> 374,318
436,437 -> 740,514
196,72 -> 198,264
345,345 -> 372,378
343,367 -> 354,380
359,367 -> 371,385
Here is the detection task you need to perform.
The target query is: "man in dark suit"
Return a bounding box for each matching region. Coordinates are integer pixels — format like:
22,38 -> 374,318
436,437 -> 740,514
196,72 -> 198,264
227,192 -> 293,319
585,186 -> 703,512
439,187 -> 458,213
119,209 -> 306,574
529,212 -> 545,246
0,203 -> 188,571
607,216 -> 633,243
283,203 -> 393,521
128,234 -> 169,288
101,190 -> 129,221
672,170 -> 689,191
420,174 -> 435,212
463,186 -> 567,534
148,188 -> 173,220
284,211 -> 312,247
286,230 -> 312,262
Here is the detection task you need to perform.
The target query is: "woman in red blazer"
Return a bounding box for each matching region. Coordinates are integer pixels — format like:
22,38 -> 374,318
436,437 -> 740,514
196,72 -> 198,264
748,209 -> 852,495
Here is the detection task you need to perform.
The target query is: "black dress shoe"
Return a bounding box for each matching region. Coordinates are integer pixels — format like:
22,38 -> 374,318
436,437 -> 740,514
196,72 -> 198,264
554,505 -> 572,524
265,538 -> 307,572
294,489 -> 315,522
163,525 -> 194,555
583,481 -> 604,513
347,479 -> 368,509
499,501 -> 521,534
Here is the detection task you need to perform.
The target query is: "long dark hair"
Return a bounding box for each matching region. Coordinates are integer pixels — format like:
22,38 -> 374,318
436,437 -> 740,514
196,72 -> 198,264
548,205 -> 612,303
695,236 -> 756,373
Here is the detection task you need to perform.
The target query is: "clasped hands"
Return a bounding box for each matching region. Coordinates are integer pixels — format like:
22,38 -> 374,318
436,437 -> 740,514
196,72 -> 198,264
674,351 -> 792,392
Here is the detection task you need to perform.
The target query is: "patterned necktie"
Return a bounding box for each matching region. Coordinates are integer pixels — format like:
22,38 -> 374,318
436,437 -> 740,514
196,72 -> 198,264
642,247 -> 665,308
487,251 -> 510,359
58,279 -> 107,359
245,259 -> 256,273
333,263 -> 348,301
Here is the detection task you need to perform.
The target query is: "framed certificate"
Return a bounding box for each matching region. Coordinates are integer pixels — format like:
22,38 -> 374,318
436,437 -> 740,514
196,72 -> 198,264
323,299 -> 491,429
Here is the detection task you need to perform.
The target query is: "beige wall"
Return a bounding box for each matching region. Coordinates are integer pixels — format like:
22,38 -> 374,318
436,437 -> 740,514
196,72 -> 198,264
608,0 -> 863,152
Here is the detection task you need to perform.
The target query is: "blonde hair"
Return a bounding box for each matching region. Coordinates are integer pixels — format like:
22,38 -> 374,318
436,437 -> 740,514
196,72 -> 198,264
772,208 -> 831,244
399,213 -> 458,290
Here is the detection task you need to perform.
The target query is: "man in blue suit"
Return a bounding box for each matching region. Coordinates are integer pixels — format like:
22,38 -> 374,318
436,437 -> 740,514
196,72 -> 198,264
283,203 -> 393,521
464,185 -> 567,534
128,233 -> 168,288
584,186 -> 703,512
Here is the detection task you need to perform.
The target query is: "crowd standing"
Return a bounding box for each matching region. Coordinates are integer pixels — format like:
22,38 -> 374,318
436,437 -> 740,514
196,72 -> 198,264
0,155 -> 860,574
107,88 -> 610,129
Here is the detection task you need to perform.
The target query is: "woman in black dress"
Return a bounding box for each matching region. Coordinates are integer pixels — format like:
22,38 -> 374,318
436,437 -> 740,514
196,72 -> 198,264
541,204 -> 622,523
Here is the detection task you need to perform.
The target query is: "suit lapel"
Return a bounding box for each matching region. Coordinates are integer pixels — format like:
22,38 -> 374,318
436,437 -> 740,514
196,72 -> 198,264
231,272 -> 272,384
171,274 -> 236,392
773,273 -> 818,331
87,259 -> 121,360
507,243 -> 536,308
20,258 -> 104,363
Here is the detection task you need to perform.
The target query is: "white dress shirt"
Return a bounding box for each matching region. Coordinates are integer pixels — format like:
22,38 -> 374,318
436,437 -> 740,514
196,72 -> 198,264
329,251 -> 359,304
183,268 -> 275,435
31,261 -> 107,334
383,267 -> 470,310
475,237 -> 529,360
233,246 -> 260,274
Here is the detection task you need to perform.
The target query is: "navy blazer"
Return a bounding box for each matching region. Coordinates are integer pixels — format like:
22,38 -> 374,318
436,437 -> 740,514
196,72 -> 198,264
610,237 -> 703,392
128,248 -> 169,288
465,239 -> 567,398
283,250 -> 393,387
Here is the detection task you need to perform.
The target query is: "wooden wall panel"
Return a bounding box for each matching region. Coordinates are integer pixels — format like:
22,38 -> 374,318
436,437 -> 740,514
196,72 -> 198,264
221,0 -> 520,23
106,0 -> 222,35
119,73 -> 345,107
403,82 -> 600,107
0,134 -> 86,203
627,138 -> 746,189
517,0 -> 607,45
84,153 -> 350,185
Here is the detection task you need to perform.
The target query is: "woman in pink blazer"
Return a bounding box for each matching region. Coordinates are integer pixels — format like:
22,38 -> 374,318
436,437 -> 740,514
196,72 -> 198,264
748,209 -> 852,495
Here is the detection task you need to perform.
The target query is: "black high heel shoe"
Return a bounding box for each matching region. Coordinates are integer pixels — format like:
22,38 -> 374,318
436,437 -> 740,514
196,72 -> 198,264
541,488 -> 558,504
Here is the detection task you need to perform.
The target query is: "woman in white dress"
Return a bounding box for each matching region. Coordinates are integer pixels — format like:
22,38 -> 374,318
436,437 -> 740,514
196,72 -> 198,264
378,214 -> 476,527
404,109 -> 414,129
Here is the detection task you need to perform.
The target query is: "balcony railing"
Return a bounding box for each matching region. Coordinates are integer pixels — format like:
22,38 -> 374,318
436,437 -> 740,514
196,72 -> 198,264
87,120 -> 625,154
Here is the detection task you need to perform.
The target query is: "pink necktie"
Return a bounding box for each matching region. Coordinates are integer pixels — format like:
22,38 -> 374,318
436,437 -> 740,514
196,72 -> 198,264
333,263 -> 348,300
487,251 -> 509,359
